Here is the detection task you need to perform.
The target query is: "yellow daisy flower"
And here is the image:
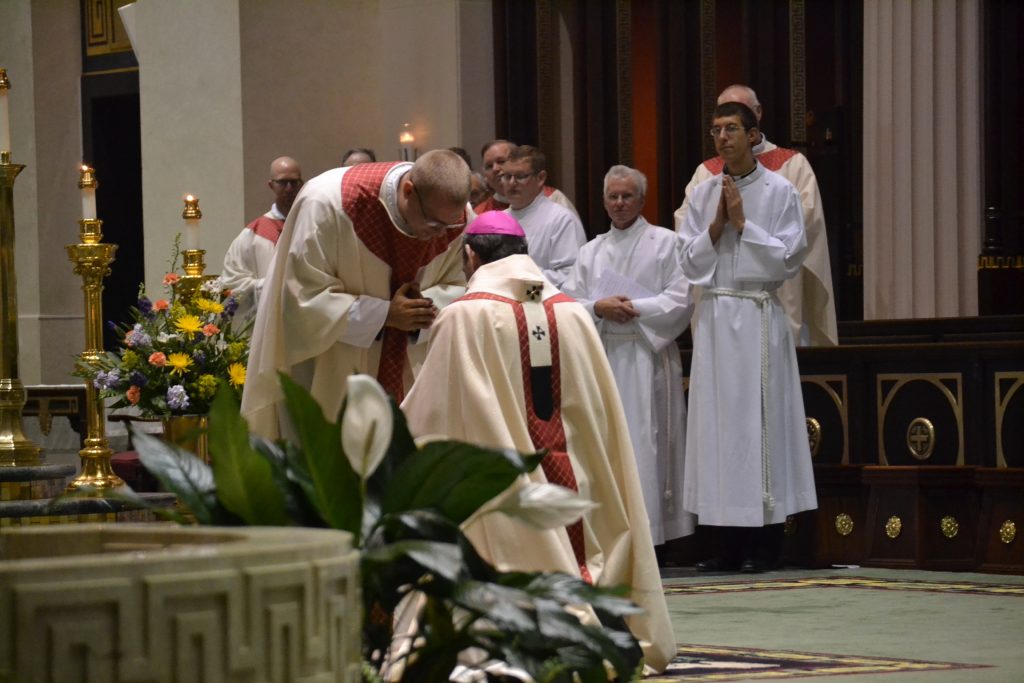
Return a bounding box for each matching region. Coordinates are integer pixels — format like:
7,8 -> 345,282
167,352 -> 193,376
228,362 -> 246,387
174,314 -> 203,335
194,298 -> 224,314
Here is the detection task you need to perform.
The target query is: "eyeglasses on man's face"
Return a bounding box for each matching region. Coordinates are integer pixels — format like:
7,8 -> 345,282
498,172 -> 536,185
412,183 -> 467,231
708,124 -> 746,139
271,178 -> 303,188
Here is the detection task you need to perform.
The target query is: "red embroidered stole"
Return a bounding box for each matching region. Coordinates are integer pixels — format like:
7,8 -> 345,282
458,291 -> 592,583
246,215 -> 285,245
341,162 -> 463,401
702,146 -> 798,175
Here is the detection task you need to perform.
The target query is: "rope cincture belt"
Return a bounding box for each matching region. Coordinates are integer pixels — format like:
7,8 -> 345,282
705,287 -> 776,511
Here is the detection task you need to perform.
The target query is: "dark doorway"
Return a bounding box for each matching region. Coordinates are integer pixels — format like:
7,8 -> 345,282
82,71 -> 143,350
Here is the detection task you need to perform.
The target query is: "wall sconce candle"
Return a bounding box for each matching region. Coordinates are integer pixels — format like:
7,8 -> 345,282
399,122 -> 415,161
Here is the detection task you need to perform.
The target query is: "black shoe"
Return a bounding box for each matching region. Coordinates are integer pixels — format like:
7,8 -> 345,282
740,558 -> 768,573
695,557 -> 740,572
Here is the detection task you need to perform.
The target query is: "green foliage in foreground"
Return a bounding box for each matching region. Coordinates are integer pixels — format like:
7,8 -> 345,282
130,378 -> 643,682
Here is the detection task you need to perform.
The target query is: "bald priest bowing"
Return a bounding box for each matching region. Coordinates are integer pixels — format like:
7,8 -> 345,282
242,150 -> 472,438
402,212 -> 676,673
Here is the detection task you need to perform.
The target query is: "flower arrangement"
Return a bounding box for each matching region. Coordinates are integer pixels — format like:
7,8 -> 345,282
76,244 -> 250,417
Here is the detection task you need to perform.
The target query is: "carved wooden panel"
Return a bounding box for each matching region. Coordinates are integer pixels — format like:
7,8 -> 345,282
877,373 -> 964,466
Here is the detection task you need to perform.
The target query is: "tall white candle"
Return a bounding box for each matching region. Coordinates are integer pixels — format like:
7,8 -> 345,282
182,195 -> 202,250
0,69 -> 10,154
79,165 -> 97,220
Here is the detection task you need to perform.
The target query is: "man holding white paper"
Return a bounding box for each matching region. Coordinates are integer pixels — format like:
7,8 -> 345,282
563,165 -> 695,547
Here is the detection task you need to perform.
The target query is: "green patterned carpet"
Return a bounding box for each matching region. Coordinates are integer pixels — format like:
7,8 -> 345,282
653,571 -> 1024,681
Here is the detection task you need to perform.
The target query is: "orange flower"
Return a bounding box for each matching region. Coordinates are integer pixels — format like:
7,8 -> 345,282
126,385 -> 141,405
153,299 -> 170,311
202,323 -> 220,337
163,273 -> 181,286
148,352 -> 167,367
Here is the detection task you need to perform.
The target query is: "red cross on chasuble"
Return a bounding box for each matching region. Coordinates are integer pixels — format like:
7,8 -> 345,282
246,216 -> 285,245
458,291 -> 593,584
341,162 -> 464,402
702,145 -> 798,175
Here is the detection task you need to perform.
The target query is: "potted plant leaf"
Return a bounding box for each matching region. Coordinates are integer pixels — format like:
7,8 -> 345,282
129,374 -> 645,682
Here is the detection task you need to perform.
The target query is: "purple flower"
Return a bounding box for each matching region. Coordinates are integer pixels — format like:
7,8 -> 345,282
166,385 -> 190,411
125,323 -> 152,348
137,297 -> 153,316
128,370 -> 148,387
106,320 -> 119,332
93,369 -> 122,390
192,350 -> 206,368
222,296 -> 238,317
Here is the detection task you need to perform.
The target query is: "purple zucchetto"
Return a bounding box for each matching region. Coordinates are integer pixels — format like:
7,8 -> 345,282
464,211 -> 526,237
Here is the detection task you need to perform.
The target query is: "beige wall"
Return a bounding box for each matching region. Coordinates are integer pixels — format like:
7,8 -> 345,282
4,0 -> 496,383
0,0 -> 84,385
126,0 -> 496,297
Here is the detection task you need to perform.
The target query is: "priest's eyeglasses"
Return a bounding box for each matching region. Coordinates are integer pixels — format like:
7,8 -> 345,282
709,124 -> 746,138
411,183 -> 467,231
498,172 -> 536,184
271,178 -> 303,188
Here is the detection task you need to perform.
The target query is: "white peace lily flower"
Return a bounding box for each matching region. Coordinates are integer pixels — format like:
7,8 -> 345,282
341,374 -> 393,480
494,482 -> 597,530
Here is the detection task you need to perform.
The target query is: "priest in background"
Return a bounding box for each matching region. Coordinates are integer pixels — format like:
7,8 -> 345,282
242,150 -> 471,439
676,84 -> 837,347
678,102 -> 817,573
403,211 -> 676,673
475,138 -> 579,218
501,145 -> 586,288
563,164 -> 695,552
221,156 -> 302,325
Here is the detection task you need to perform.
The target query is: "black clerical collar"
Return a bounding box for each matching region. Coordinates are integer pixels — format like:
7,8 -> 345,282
724,160 -> 758,180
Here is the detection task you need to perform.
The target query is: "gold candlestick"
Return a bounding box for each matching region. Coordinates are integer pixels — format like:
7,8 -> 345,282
0,149 -> 42,466
175,195 -> 214,301
65,166 -> 123,491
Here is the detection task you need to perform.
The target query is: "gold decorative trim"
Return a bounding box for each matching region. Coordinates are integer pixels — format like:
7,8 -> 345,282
85,0 -> 134,57
885,516 -> 902,539
789,0 -> 807,144
699,0 -> 717,159
801,375 -> 849,463
535,0 -> 555,158
834,513 -> 854,537
616,0 -> 633,166
999,520 -> 1017,544
940,515 -> 959,539
806,417 -> 821,458
877,373 -> 964,466
978,255 -> 1024,270
906,417 -> 936,461
995,372 -> 1023,468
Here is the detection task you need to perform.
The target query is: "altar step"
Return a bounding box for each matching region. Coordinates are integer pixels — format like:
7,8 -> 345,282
785,465 -> 1024,574
0,460 -> 174,528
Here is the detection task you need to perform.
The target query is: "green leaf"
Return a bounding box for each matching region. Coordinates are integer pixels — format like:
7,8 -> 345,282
382,441 -> 544,523
251,436 -> 325,527
366,396 -> 417,497
208,385 -> 289,525
132,428 -> 229,524
362,540 -> 463,583
278,373 -> 363,538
